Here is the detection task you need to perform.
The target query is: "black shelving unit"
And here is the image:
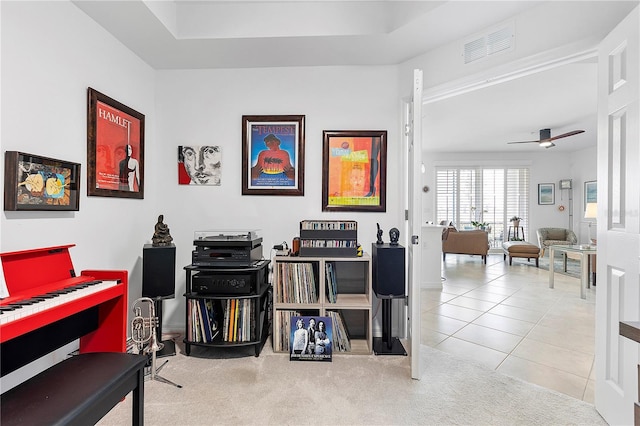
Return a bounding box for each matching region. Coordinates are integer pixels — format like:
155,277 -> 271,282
183,260 -> 271,357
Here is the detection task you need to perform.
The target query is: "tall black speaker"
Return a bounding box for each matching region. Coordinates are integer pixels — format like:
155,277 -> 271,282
142,243 -> 176,357
371,243 -> 407,356
371,243 -> 405,297
143,244 -> 176,298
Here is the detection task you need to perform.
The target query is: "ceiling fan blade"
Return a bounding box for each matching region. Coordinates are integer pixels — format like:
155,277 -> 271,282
507,140 -> 541,144
549,130 -> 585,141
544,142 -> 556,149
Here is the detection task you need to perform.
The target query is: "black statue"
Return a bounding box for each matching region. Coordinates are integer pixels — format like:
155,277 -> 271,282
376,223 -> 384,245
152,214 -> 173,247
389,228 -> 400,245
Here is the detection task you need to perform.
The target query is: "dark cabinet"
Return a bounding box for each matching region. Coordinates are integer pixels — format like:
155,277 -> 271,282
183,260 -> 271,357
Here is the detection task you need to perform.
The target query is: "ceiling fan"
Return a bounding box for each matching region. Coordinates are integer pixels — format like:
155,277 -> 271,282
507,128 -> 585,148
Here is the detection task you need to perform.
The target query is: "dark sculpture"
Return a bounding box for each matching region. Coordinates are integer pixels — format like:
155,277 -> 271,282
376,223 -> 384,245
389,228 -> 400,245
152,214 -> 173,247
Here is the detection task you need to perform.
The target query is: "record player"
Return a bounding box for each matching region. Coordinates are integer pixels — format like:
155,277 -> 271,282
192,230 -> 263,267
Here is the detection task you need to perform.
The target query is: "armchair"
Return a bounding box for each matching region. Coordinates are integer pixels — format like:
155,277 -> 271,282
536,227 -> 578,257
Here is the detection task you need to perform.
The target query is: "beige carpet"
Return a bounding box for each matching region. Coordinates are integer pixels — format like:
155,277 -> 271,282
98,337 -> 605,425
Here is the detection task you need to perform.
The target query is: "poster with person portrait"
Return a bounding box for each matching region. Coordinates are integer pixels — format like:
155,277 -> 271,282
289,315 -> 332,362
242,115 -> 305,196
87,87 -> 144,199
178,145 -> 222,185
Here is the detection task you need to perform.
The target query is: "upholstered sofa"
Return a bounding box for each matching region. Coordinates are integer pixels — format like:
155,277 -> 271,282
536,227 -> 578,257
442,229 -> 489,263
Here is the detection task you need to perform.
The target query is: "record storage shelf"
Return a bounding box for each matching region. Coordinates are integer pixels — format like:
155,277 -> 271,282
272,254 -> 372,355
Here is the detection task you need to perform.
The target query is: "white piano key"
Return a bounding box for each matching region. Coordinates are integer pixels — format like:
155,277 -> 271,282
0,280 -> 119,325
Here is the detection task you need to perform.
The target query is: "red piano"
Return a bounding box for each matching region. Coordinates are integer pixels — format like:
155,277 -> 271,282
0,244 -> 128,376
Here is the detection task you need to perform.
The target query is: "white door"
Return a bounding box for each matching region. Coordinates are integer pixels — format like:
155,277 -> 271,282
409,69 -> 424,380
594,6 -> 639,425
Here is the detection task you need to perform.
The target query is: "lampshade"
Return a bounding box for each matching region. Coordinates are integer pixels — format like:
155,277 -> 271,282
584,202 -> 597,219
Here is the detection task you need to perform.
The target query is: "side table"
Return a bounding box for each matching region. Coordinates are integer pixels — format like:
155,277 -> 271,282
508,226 -> 524,241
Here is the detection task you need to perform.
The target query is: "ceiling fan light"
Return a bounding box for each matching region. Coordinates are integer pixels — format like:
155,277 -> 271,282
540,141 -> 553,148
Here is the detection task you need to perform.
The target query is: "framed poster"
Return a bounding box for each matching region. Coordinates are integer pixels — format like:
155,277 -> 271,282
538,183 -> 555,205
242,115 -> 305,196
87,87 -> 145,198
322,130 -> 387,212
4,151 -> 80,211
584,180 -> 597,208
290,315 -> 332,362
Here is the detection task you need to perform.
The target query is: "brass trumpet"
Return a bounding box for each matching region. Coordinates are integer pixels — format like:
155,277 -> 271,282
131,297 -> 162,354
131,297 -> 182,387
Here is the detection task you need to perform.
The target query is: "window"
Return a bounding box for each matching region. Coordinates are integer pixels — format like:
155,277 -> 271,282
436,167 -> 529,248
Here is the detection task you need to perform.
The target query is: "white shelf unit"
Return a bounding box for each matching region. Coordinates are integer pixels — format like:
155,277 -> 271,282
272,254 -> 372,355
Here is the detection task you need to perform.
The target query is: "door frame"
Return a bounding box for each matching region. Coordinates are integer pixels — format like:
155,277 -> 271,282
409,41 -> 601,380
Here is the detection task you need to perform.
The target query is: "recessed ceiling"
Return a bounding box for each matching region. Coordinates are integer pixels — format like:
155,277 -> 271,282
71,1 -> 638,154
71,0 -> 540,69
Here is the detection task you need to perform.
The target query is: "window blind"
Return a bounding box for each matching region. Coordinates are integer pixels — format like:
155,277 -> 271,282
435,166 -> 529,247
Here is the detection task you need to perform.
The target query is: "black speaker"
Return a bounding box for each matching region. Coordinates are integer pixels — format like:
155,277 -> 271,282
142,244 -> 176,299
371,243 -> 405,297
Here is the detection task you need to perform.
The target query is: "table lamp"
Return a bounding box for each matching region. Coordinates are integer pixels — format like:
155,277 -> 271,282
584,202 -> 597,244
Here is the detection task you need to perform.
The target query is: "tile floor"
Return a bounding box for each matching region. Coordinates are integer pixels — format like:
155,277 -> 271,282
421,253 -> 596,403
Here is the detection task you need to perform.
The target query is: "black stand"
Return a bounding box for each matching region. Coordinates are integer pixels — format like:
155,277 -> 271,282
373,297 -> 407,355
153,297 -> 176,358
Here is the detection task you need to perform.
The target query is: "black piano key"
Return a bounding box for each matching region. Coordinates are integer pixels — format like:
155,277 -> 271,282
5,305 -> 24,310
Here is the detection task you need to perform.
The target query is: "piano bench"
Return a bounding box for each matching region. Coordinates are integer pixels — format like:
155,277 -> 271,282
0,352 -> 147,426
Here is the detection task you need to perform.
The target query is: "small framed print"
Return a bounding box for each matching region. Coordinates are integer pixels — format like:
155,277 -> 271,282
87,87 -> 145,199
584,180 -> 597,209
559,179 -> 572,189
538,183 -> 555,205
4,151 -> 80,211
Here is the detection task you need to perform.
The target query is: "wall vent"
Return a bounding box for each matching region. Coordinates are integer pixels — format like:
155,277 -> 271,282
463,22 -> 514,64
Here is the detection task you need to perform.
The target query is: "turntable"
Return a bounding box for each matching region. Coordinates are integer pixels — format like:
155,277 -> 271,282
192,230 -> 263,267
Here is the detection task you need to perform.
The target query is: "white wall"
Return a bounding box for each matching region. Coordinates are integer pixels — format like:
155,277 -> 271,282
1,1 -> 156,294
155,66 -> 402,330
0,0 -> 156,390
422,147 -> 597,244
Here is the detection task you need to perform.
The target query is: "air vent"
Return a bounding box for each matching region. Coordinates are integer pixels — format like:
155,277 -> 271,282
463,22 -> 514,64
464,38 -> 486,64
487,26 -> 512,55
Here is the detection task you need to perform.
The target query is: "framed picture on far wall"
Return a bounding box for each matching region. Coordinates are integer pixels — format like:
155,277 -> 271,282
538,183 -> 555,205
178,145 -> 222,185
584,180 -> 597,208
322,130 -> 387,212
4,151 -> 80,211
242,115 -> 305,196
87,87 -> 145,199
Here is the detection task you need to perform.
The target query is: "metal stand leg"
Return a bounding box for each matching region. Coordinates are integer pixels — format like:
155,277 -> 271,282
146,333 -> 182,388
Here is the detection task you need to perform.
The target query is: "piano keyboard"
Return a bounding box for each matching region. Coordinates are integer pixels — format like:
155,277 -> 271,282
0,280 -> 119,325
